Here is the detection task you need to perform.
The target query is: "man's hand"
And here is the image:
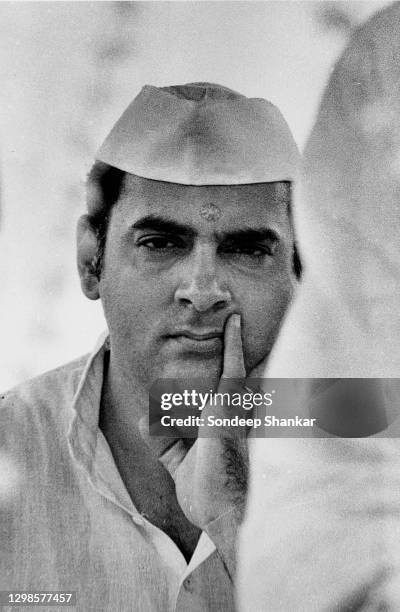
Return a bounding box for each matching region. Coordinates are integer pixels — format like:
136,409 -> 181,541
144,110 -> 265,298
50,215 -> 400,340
140,314 -> 251,577
141,313 -> 249,528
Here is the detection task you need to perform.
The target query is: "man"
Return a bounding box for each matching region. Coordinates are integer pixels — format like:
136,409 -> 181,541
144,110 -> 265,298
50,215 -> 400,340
0,82 -> 299,610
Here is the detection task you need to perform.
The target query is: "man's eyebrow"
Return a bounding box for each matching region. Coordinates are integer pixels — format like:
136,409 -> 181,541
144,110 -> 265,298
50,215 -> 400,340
130,215 -> 196,237
130,215 -> 279,243
219,227 -> 280,243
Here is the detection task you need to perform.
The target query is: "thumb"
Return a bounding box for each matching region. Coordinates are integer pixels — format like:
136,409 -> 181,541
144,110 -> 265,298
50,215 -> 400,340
138,416 -> 189,479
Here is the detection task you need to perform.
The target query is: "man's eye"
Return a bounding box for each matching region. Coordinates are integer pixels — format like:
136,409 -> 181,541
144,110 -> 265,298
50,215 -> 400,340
221,244 -> 272,257
138,236 -> 183,250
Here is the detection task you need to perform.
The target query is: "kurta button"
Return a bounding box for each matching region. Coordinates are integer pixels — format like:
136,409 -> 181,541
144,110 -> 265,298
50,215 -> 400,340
183,578 -> 193,593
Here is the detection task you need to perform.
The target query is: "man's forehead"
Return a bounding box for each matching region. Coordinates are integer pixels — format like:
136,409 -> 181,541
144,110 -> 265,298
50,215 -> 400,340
115,174 -> 291,230
199,202 -> 222,222
120,173 -> 289,206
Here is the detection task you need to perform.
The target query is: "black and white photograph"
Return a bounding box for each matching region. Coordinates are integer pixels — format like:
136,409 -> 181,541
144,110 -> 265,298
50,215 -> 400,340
1,1 -> 400,610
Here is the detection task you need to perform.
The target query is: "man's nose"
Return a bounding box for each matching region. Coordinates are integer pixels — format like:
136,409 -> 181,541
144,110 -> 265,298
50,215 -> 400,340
174,245 -> 232,313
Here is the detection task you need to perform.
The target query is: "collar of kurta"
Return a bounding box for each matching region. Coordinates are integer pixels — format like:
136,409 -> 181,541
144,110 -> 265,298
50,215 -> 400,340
67,331 -> 110,476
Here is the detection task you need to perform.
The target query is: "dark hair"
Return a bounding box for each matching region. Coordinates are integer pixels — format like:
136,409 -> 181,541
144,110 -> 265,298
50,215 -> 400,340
86,161 -> 302,279
86,161 -> 126,279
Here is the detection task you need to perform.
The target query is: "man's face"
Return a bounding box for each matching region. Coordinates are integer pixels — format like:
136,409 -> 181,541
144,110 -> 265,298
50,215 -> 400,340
99,174 -> 295,388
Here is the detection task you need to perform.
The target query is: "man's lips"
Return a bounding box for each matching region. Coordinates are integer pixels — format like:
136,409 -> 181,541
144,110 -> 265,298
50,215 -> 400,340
167,330 -> 223,354
173,330 -> 223,340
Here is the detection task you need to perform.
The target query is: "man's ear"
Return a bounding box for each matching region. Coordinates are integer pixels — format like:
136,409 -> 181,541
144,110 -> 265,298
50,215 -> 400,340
76,214 -> 101,300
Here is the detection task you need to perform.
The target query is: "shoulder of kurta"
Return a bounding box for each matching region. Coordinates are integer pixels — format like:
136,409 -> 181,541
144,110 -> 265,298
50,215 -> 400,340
0,353 -> 89,437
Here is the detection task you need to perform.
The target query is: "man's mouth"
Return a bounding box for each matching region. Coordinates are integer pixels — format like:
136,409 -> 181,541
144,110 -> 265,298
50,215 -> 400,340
168,330 -> 223,354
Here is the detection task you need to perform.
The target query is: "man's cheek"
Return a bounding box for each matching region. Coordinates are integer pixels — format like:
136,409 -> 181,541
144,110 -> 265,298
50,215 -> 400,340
240,325 -> 267,371
102,292 -> 142,342
242,303 -> 286,364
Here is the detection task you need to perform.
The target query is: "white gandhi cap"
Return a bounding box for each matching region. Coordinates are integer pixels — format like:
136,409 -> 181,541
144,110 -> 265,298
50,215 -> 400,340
96,82 -> 300,186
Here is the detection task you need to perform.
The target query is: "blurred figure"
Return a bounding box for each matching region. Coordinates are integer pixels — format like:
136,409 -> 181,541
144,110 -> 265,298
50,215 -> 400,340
238,3 -> 400,610
262,4 -> 400,379
0,451 -> 20,506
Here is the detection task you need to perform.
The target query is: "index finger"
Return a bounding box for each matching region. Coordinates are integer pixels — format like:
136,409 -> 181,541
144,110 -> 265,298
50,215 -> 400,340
221,313 -> 246,379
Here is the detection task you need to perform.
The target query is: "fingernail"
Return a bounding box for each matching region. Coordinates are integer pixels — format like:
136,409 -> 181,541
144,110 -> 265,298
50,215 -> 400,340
232,313 -> 241,327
